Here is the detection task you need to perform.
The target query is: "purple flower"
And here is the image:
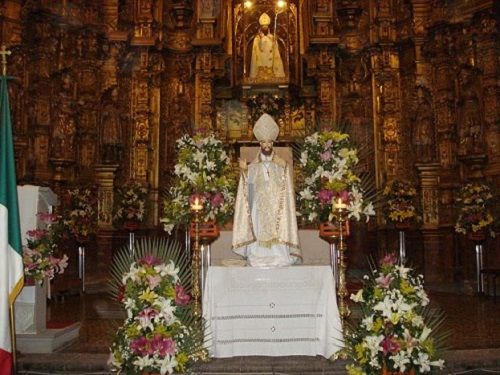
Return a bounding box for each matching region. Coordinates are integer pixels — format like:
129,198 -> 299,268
211,192 -> 224,208
381,335 -> 400,354
318,189 -> 334,205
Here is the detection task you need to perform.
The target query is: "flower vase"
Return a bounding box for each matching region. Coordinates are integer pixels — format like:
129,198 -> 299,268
467,231 -> 486,243
123,220 -> 140,232
319,221 -> 350,240
394,220 -> 411,230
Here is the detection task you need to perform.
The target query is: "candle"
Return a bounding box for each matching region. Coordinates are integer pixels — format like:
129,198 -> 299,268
333,197 -> 346,210
191,197 -> 203,212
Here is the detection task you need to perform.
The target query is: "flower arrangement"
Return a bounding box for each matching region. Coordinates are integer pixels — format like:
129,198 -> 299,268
23,213 -> 68,284
382,180 -> 420,224
160,133 -> 237,234
346,254 -> 446,375
109,245 -> 206,374
113,180 -> 148,229
64,187 -> 97,243
297,131 -> 375,224
455,182 -> 495,238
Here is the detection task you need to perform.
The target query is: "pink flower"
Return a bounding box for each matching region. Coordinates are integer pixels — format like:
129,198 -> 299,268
147,274 -> 162,289
37,212 -> 59,224
151,335 -> 176,356
27,229 -> 47,240
381,335 -> 400,354
324,139 -> 333,150
380,253 -> 398,267
175,284 -> 191,305
130,336 -> 151,356
320,150 -> 332,161
318,189 -> 334,204
375,274 -> 393,289
211,192 -> 224,208
138,254 -> 162,266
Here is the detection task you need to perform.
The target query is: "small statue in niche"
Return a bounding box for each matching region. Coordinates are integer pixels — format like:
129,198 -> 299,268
51,72 -> 76,161
413,86 -> 436,163
249,12 -> 285,80
457,67 -> 484,156
100,86 -> 123,164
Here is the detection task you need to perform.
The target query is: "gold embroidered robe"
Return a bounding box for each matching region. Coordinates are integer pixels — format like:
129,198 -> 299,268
232,153 -> 302,267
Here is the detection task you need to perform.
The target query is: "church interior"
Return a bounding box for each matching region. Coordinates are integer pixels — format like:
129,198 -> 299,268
1,0 -> 499,373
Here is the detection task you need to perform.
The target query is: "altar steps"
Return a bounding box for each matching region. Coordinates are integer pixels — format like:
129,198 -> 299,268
17,349 -> 500,374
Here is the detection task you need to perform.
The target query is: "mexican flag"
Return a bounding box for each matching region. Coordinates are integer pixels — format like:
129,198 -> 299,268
0,75 -> 24,374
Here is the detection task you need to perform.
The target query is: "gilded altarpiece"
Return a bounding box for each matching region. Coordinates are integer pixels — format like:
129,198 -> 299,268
1,0 -> 499,286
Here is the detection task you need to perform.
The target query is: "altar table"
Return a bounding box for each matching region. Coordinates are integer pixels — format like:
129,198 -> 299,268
202,266 -> 344,358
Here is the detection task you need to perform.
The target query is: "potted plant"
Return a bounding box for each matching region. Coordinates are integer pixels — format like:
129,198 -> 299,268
108,238 -> 207,374
455,182 -> 495,241
297,130 -> 375,231
346,254 -> 447,375
382,180 -> 420,230
160,133 -> 237,238
113,180 -> 149,231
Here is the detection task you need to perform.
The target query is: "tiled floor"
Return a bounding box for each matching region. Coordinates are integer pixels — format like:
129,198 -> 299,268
45,285 -> 500,354
16,280 -> 500,374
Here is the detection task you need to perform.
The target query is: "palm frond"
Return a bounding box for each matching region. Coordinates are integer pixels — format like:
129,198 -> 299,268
109,237 -> 191,301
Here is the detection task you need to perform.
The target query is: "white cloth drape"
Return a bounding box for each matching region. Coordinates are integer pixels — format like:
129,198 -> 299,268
203,266 -> 344,358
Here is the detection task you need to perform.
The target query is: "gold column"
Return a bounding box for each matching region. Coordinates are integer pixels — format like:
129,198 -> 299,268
415,163 -> 444,282
95,164 -> 119,229
95,164 -> 119,275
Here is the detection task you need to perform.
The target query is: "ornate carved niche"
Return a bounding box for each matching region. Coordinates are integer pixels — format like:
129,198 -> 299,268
49,70 -> 77,163
232,0 -> 299,86
338,53 -> 373,155
456,65 -> 485,157
412,85 -> 436,163
99,86 -> 123,165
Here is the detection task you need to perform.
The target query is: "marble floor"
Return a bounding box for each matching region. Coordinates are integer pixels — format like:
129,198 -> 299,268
17,278 -> 500,374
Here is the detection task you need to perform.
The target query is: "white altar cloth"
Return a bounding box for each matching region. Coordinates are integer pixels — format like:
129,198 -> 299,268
203,266 -> 344,358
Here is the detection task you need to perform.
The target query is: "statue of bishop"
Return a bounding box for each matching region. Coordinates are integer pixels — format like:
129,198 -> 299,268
232,113 -> 301,267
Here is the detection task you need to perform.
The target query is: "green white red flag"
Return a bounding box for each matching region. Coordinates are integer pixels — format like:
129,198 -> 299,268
0,75 -> 24,374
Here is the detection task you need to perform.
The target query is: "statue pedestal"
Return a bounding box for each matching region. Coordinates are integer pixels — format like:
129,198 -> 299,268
15,283 -> 46,334
15,283 -> 80,353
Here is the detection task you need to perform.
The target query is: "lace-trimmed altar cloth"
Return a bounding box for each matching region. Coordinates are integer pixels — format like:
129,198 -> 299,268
203,266 -> 344,358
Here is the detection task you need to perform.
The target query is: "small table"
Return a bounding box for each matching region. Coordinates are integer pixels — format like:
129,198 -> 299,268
202,266 -> 344,358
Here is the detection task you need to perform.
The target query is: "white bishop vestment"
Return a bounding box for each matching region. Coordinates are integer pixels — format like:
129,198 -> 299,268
232,152 -> 302,267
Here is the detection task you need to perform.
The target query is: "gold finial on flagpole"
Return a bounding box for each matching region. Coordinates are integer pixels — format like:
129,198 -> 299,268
0,45 -> 12,76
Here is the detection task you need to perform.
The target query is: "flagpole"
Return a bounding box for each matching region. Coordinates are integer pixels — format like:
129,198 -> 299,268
2,43 -> 20,375
9,305 -> 17,374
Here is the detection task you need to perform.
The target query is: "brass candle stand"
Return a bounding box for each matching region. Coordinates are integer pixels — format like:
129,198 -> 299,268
332,203 -> 350,325
190,199 -> 203,318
